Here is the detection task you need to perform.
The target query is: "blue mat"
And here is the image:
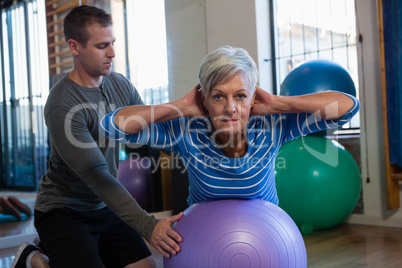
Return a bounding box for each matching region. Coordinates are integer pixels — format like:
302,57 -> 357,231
0,213 -> 31,223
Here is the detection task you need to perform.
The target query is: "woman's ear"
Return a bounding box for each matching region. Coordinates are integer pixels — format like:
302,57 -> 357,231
251,89 -> 257,109
200,90 -> 207,109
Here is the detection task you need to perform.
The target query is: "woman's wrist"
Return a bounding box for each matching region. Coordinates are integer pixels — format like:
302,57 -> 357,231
171,98 -> 191,117
268,95 -> 293,114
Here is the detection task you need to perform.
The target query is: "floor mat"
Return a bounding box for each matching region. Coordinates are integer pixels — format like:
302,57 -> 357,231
0,213 -> 30,223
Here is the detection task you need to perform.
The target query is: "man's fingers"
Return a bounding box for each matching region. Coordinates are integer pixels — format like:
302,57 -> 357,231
165,233 -> 181,252
156,245 -> 171,258
167,228 -> 182,243
151,212 -> 184,259
158,238 -> 179,257
168,211 -> 184,224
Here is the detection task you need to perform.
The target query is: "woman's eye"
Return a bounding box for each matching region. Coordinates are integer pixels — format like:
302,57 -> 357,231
213,95 -> 223,100
237,94 -> 246,100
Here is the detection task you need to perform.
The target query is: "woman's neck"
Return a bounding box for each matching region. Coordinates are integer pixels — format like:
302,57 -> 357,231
215,130 -> 248,158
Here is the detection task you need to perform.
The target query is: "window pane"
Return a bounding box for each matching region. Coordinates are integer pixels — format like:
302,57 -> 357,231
125,0 -> 169,104
0,0 -> 49,189
273,0 -> 359,129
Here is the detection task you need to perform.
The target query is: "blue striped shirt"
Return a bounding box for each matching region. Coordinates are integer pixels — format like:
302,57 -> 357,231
100,94 -> 359,206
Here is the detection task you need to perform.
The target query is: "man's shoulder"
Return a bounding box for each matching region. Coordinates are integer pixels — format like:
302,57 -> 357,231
46,75 -> 70,102
44,75 -> 87,113
104,72 -> 143,105
104,71 -> 134,92
106,71 -> 129,82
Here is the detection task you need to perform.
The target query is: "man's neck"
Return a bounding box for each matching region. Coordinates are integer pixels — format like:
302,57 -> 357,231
68,69 -> 103,88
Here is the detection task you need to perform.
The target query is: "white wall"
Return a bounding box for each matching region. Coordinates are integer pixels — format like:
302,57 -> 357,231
204,0 -> 258,55
164,0 -> 402,227
204,0 -> 271,93
165,0 -> 271,99
164,0 -> 207,101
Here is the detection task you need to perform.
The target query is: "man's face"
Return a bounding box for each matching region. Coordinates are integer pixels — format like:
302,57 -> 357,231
77,23 -> 116,78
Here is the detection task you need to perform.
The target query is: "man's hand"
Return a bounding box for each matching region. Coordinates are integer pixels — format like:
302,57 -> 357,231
150,212 -> 184,258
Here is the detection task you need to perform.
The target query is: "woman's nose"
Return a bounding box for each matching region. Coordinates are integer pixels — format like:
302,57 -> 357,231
226,98 -> 236,114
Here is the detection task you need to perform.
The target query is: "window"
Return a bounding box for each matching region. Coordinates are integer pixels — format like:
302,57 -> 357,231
112,0 -> 169,105
0,0 -> 49,189
270,0 -> 359,129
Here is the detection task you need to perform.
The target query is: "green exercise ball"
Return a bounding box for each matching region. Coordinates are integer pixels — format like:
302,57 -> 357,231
275,136 -> 361,235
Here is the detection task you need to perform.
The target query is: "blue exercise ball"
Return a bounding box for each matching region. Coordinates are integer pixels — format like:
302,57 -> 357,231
275,136 -> 361,235
164,199 -> 307,268
280,59 -> 356,97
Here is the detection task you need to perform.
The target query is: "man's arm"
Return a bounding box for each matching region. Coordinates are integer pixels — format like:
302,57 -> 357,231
46,106 -> 182,257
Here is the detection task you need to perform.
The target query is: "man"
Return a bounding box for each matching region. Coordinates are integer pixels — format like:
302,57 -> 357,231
11,5 -> 182,268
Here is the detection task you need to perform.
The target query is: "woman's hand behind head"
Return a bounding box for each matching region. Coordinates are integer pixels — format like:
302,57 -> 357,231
181,84 -> 208,118
250,86 -> 276,116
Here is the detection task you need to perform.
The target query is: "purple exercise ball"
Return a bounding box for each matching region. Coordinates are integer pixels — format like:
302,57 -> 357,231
117,158 -> 152,211
164,198 -> 307,268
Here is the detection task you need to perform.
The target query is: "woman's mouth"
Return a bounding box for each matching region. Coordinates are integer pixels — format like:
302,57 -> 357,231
222,119 -> 238,123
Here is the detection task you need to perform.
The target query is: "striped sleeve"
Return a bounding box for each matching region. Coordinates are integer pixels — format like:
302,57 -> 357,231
99,107 -> 127,142
99,108 -> 181,152
282,93 -> 360,143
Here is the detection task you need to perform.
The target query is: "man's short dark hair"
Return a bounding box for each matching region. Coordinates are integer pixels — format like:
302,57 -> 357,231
64,5 -> 112,47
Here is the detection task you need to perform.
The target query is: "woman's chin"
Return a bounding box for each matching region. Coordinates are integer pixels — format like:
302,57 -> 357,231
215,127 -> 243,138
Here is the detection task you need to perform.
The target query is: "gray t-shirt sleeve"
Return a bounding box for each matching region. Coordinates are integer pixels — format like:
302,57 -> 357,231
45,104 -> 157,241
39,73 -> 159,242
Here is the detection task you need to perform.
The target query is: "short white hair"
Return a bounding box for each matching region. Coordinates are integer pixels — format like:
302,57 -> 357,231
198,45 -> 258,96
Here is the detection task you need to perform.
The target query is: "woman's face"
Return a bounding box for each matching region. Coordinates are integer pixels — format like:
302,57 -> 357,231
202,72 -> 255,141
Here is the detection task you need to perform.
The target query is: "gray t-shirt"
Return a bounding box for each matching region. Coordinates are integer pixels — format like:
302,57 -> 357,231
35,72 -> 158,242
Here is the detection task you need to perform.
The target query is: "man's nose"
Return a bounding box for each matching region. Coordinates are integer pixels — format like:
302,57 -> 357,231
107,45 -> 115,58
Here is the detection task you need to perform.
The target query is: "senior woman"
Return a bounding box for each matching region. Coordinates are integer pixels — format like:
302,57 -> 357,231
100,45 -> 359,207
